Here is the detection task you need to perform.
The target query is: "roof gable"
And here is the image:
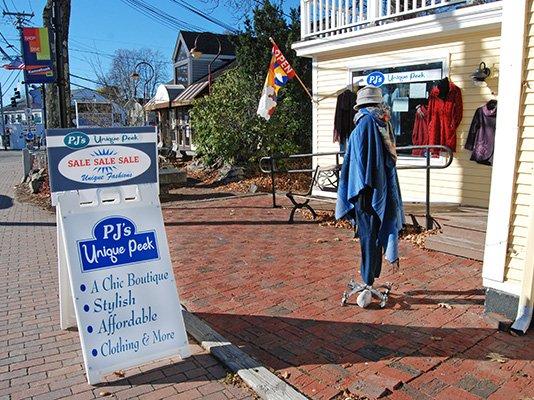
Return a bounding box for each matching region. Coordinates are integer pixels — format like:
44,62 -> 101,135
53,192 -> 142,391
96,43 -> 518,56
173,31 -> 236,60
172,34 -> 190,63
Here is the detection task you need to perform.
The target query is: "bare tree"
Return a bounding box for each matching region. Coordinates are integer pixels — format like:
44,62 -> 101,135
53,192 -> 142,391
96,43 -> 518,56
91,48 -> 169,111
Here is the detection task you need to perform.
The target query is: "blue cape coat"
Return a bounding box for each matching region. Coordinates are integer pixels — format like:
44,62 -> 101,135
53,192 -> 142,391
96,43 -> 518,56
335,108 -> 404,262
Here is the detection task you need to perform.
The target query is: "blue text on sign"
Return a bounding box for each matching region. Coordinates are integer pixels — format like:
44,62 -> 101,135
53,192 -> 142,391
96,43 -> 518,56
78,216 -> 159,272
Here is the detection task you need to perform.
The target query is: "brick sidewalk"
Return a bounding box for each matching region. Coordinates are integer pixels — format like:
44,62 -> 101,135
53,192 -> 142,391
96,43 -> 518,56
164,194 -> 534,400
0,152 -> 254,400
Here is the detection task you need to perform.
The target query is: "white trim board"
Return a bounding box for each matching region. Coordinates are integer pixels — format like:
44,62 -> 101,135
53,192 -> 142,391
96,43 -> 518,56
483,278 -> 521,298
293,2 -> 502,57
345,52 -> 451,76
482,0 -> 528,286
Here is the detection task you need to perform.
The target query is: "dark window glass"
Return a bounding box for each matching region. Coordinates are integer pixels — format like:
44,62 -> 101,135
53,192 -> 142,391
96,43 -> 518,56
175,64 -> 188,86
175,44 -> 188,63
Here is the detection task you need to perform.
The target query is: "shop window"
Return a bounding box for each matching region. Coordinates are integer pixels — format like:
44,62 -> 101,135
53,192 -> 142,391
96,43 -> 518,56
351,61 -> 444,155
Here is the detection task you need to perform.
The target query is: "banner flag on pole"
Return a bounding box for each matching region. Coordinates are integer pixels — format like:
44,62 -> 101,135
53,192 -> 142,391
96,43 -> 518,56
21,27 -> 55,83
257,41 -> 296,121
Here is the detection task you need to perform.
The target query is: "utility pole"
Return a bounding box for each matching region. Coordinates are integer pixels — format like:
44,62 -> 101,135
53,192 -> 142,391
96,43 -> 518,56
3,11 -> 35,135
41,84 -> 47,129
0,80 -> 5,137
43,0 -> 71,128
52,1 -> 66,128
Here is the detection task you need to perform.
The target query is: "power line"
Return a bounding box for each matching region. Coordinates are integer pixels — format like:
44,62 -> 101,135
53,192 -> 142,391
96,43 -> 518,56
168,0 -> 238,33
1,0 -> 15,23
71,34 -> 168,51
1,69 -> 21,102
0,31 -> 16,51
69,73 -> 101,86
119,0 -> 177,31
0,44 -> 14,61
1,69 -> 14,86
120,0 -> 202,32
70,81 -> 101,92
69,47 -> 169,66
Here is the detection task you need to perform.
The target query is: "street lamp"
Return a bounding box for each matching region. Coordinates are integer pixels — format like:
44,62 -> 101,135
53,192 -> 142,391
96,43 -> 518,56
131,61 -> 155,101
131,61 -> 155,125
190,32 -> 222,94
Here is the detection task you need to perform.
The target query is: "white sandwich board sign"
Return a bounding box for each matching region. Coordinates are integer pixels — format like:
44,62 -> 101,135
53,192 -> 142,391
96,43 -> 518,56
46,127 -> 190,384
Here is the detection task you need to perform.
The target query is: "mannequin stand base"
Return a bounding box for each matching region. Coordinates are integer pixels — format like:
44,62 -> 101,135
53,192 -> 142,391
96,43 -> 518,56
341,279 -> 392,308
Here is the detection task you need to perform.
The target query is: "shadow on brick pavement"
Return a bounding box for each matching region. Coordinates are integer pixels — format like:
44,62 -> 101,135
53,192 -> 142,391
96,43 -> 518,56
163,193 -> 534,400
0,152 -> 256,400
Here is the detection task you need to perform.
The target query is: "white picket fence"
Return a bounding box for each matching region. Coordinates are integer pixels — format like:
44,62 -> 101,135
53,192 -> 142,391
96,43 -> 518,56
300,0 -> 469,39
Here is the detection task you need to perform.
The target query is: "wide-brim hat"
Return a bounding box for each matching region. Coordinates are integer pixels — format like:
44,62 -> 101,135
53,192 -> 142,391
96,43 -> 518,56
355,85 -> 383,108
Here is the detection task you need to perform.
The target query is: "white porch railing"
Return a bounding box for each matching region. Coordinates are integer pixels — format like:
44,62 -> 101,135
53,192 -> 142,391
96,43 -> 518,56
300,0 -> 472,39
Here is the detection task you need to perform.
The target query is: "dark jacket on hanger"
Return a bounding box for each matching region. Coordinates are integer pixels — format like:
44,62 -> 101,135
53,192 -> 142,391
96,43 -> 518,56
427,79 -> 463,154
333,89 -> 357,144
465,102 -> 497,165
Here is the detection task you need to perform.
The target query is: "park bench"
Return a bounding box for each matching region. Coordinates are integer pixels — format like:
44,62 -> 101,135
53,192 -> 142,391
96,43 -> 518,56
285,163 -> 341,223
260,151 -> 343,223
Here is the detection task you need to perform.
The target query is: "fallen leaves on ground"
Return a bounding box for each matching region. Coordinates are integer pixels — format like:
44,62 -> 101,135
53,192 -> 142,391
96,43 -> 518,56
98,391 -> 112,397
14,181 -> 53,212
113,370 -> 125,378
300,209 -> 440,249
401,226 -> 441,248
300,209 -> 353,230
430,336 -> 443,341
184,160 -> 312,194
222,372 -> 241,386
486,352 -> 509,363
437,302 -> 453,310
222,373 -> 261,399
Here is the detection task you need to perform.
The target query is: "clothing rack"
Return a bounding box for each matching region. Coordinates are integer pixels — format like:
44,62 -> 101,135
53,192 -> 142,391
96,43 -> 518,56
259,145 -> 454,230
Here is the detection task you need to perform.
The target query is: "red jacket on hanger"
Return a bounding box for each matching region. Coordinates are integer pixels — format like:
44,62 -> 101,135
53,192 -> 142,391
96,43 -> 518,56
412,104 -> 428,156
427,80 -> 463,153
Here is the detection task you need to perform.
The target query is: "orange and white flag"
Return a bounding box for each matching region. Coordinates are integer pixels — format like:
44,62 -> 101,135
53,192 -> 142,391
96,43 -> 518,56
257,42 -> 296,121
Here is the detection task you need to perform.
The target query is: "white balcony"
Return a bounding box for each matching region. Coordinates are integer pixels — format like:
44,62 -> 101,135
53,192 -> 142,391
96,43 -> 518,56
299,0 -> 500,40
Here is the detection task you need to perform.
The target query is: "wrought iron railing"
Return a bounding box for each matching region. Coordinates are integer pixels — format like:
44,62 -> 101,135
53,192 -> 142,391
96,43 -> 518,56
259,145 -> 453,230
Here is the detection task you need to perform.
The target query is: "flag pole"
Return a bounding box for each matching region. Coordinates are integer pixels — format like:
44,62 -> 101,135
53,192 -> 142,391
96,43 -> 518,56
268,37 -> 315,103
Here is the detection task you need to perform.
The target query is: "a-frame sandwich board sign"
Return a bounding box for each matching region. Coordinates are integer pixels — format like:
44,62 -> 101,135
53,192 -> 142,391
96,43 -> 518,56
47,127 -> 190,384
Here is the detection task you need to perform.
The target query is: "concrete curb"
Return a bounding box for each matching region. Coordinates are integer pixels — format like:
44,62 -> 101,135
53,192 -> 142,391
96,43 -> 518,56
182,309 -> 309,400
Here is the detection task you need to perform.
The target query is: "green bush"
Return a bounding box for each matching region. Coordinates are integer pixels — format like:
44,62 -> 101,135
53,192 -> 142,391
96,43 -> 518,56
190,1 -> 311,168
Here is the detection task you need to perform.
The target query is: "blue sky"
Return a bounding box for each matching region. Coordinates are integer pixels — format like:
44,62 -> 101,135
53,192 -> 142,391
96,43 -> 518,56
1,0 -> 299,104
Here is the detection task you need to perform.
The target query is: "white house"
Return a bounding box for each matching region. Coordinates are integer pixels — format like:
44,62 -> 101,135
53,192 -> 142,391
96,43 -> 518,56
293,0 -> 534,331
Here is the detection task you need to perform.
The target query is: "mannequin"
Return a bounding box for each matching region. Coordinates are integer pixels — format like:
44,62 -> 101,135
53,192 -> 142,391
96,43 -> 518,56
336,86 -> 404,308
